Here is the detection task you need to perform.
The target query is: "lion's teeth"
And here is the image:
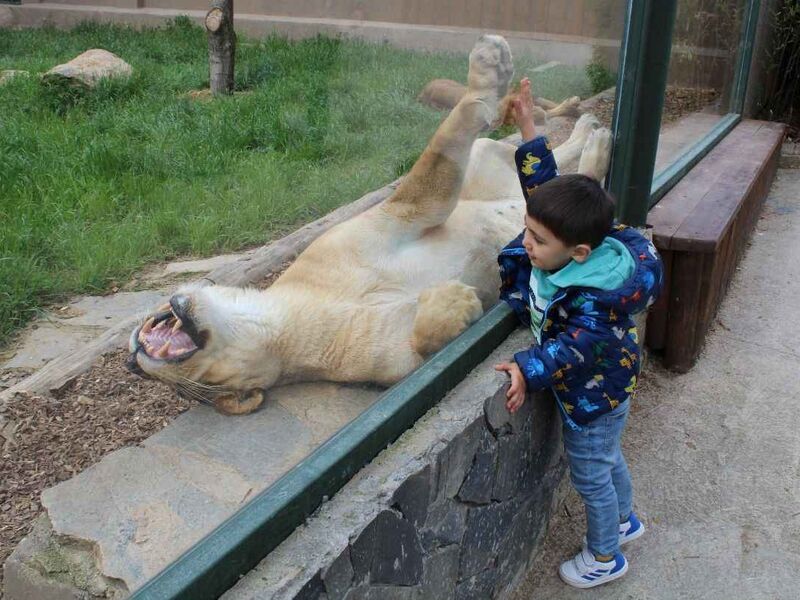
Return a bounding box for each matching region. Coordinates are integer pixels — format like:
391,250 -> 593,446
154,320 -> 166,330
172,319 -> 182,334
156,340 -> 171,358
142,317 -> 155,334
157,302 -> 171,313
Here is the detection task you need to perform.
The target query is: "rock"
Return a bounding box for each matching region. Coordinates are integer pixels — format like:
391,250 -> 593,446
0,6 -> 15,29
42,49 -> 132,89
0,70 -> 30,86
350,510 -> 424,586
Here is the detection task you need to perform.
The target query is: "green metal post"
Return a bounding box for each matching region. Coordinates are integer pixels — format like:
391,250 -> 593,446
730,0 -> 762,114
607,0 -> 678,227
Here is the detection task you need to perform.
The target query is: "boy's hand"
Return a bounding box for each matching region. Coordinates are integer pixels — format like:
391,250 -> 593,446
511,77 -> 536,142
494,361 -> 527,413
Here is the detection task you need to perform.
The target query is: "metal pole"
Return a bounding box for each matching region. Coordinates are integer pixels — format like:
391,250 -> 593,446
607,0 -> 678,227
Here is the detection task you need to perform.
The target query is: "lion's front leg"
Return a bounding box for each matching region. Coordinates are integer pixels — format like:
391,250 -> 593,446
381,36 -> 514,237
411,281 -> 484,356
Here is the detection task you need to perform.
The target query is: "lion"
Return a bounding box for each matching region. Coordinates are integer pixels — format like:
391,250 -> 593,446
127,35 -> 612,415
416,78 -> 583,125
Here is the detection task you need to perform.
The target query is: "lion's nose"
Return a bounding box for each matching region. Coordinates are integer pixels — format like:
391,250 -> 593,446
170,294 -> 192,320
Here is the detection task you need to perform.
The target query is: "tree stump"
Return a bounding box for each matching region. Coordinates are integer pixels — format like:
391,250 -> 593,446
205,0 -> 235,95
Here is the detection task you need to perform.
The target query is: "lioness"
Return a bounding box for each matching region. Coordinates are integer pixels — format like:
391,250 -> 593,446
128,35 -> 612,415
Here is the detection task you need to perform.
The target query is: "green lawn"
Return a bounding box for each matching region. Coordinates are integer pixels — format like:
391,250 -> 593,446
0,18 -> 593,347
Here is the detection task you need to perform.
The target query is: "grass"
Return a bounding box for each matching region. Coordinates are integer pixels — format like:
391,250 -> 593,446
0,18 -> 593,348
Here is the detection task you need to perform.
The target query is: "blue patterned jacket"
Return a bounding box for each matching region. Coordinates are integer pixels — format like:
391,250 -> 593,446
498,136 -> 664,428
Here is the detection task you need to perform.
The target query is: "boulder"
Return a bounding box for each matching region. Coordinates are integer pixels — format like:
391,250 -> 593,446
42,49 -> 132,89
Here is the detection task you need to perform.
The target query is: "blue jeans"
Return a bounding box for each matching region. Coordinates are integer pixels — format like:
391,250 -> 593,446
562,400 -> 633,556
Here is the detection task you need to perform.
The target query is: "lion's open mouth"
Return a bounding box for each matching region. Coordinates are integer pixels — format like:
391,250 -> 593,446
135,298 -> 202,362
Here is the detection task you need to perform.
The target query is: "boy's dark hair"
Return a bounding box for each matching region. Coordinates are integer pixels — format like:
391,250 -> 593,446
526,174 -> 615,249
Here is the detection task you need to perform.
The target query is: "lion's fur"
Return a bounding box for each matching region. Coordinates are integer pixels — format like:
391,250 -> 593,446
417,78 -> 583,125
131,36 -> 611,414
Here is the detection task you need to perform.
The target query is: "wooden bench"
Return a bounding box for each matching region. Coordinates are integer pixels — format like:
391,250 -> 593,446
645,119 -> 785,372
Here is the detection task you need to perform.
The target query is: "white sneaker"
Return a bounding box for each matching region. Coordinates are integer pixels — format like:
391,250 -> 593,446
559,548 -> 628,589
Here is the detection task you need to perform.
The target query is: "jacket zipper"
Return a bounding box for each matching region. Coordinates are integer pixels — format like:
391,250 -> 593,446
541,291 -> 583,432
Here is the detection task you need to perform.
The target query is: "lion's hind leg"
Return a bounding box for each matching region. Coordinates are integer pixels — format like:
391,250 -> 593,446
411,281 -> 484,356
578,127 -> 612,182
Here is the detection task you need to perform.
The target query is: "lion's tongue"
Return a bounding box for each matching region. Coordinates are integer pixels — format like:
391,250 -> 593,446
144,327 -> 197,358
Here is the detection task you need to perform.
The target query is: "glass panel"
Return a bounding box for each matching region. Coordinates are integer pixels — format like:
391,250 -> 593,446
0,1 -> 629,593
654,0 -> 747,174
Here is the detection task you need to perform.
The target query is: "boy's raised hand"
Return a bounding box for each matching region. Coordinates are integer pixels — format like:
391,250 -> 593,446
494,361 -> 527,413
511,77 -> 536,142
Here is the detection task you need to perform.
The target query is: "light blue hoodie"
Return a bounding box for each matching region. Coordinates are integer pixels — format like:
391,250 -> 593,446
528,236 -> 636,341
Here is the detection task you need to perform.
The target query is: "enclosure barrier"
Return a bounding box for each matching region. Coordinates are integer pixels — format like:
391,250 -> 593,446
1,0 -> 771,597
129,304 -> 518,599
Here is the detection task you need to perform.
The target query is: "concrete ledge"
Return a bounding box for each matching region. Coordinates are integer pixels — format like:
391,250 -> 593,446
221,329 -> 567,600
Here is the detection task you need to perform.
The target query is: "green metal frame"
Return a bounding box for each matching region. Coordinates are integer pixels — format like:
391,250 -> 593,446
127,1 -> 767,597
607,0 -> 679,227
648,0 -> 762,207
610,0 -> 763,220
129,303 -> 517,600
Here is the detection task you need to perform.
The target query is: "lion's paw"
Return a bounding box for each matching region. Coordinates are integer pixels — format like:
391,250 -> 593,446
412,281 -> 483,356
214,389 -> 266,415
578,127 -> 613,182
467,35 -> 513,103
567,112 -> 601,145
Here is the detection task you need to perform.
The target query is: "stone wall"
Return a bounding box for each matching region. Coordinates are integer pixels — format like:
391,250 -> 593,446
223,331 -> 568,600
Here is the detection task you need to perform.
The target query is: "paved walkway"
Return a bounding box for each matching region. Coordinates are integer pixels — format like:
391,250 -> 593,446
511,167 -> 800,600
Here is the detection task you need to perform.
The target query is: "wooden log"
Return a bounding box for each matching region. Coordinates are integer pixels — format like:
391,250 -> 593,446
206,0 -> 235,95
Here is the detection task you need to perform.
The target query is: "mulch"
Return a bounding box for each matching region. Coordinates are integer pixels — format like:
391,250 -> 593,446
0,350 -> 191,591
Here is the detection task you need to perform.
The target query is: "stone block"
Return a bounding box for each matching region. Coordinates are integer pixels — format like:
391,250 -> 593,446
492,430 -> 531,501
391,465 -> 432,529
419,545 -> 459,599
483,386 -> 530,436
432,420 -> 482,501
456,427 -> 497,505
454,568 -> 496,600
419,500 -> 467,551
322,548 -> 355,600
459,500 -> 518,578
350,510 -> 423,586
295,572 -> 327,600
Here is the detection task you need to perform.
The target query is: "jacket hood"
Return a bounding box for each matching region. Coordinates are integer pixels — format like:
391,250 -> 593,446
499,224 -> 663,316
584,225 -> 663,315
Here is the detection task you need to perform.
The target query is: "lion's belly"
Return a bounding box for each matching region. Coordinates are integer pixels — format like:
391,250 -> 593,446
375,198 -> 524,306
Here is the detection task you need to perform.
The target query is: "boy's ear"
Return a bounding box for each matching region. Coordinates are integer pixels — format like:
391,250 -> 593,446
571,244 -> 593,263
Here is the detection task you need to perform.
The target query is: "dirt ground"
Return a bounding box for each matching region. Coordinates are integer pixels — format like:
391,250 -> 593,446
0,88 -> 718,593
591,86 -> 720,129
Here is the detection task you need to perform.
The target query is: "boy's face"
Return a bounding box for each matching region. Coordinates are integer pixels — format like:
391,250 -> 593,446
522,215 -> 591,271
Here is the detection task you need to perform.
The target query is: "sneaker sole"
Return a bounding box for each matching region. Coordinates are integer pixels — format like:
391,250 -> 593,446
559,560 -> 629,589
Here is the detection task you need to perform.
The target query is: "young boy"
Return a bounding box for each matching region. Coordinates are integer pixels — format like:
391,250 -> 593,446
494,78 -> 663,589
